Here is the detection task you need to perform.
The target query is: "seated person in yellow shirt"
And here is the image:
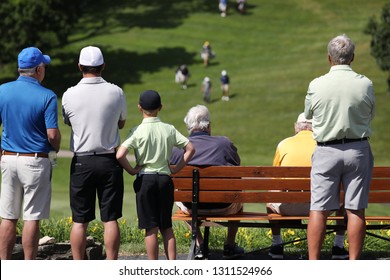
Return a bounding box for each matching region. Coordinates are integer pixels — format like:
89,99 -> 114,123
267,113 -> 348,260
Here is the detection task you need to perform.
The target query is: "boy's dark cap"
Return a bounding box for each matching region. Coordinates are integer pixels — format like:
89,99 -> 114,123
139,90 -> 162,110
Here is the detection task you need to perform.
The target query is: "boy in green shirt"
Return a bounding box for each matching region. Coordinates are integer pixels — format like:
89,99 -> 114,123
116,90 -> 195,260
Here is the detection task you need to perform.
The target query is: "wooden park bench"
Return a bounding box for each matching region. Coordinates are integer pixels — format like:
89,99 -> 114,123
171,166 -> 390,259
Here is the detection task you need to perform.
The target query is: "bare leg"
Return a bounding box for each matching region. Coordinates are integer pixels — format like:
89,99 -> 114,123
184,220 -> 203,246
346,209 -> 365,260
308,210 -> 329,260
22,220 -> 40,259
0,219 -> 17,259
335,208 -> 346,244
161,227 -> 176,260
70,222 -> 88,260
103,220 -> 120,260
266,205 -> 281,241
145,227 -> 159,260
226,224 -> 239,246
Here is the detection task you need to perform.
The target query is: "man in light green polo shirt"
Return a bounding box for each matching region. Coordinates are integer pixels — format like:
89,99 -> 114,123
304,34 -> 375,260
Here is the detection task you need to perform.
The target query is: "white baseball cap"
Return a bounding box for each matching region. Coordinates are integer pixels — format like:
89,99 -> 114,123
221,70 -> 227,76
297,112 -> 312,123
79,46 -> 104,66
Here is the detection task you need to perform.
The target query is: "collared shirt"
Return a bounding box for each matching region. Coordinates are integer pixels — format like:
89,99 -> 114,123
0,76 -> 58,153
121,117 -> 189,175
170,131 -> 240,166
304,65 -> 375,142
273,130 -> 315,167
62,76 -> 127,153
170,130 -> 240,209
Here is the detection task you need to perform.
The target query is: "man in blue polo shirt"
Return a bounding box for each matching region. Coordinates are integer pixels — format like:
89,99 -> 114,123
0,47 -> 61,259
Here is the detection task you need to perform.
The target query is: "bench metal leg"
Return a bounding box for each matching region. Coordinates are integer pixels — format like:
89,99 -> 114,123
366,231 -> 390,242
203,226 -> 210,259
187,239 -> 196,260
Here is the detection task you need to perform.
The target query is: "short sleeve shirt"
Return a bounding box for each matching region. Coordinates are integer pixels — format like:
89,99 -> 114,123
304,65 -> 375,142
121,117 -> 189,174
273,130 -> 316,167
0,76 -> 58,153
62,77 -> 127,153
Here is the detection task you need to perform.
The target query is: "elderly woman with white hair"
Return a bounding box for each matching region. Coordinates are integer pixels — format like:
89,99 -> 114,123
170,105 -> 244,259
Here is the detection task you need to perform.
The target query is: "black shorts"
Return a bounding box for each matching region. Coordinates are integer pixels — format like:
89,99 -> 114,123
133,174 -> 174,230
69,154 -> 124,223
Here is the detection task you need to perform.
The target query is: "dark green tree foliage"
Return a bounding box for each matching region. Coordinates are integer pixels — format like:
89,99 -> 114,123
365,2 -> 390,92
0,0 -> 83,64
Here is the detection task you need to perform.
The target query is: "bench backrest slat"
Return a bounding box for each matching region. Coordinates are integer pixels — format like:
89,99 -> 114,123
172,166 -> 390,204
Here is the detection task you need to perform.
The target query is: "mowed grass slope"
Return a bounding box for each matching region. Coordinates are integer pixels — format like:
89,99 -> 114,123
1,0 -> 389,220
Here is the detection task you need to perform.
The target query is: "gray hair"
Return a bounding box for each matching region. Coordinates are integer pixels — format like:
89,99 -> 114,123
327,34 -> 355,65
184,105 -> 210,133
18,63 -> 44,76
294,121 -> 312,133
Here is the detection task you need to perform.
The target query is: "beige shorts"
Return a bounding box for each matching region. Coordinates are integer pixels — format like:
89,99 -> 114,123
201,52 -> 210,60
221,84 -> 229,92
0,155 -> 52,220
176,201 -> 243,216
267,202 -> 310,216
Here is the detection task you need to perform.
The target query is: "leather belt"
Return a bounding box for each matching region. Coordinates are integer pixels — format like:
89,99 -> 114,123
317,137 -> 368,146
2,151 -> 48,158
74,149 -> 115,156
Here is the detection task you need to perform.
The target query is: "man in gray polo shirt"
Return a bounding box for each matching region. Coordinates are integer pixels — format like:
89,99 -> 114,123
62,46 -> 127,260
304,34 -> 375,260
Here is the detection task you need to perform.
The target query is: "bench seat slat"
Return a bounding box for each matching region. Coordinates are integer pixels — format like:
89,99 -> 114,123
172,210 -> 390,222
175,191 -> 390,203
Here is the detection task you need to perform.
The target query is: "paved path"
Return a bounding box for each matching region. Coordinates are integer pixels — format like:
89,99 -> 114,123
118,249 -> 390,260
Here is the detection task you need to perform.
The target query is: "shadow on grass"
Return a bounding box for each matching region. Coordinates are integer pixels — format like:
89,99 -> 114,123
74,0 -> 218,42
43,47 -> 198,97
69,0 -> 258,52
1,0 -> 259,95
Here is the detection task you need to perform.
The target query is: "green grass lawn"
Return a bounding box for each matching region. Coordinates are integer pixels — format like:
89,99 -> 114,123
2,1 -> 390,220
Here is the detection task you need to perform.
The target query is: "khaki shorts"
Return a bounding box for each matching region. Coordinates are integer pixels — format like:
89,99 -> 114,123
176,201 -> 243,216
221,84 -> 229,92
0,155 -> 52,220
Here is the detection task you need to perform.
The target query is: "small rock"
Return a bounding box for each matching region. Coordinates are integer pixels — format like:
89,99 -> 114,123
39,236 -> 56,245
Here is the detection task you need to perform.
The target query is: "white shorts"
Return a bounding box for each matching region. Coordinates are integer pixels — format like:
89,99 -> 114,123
0,155 -> 52,220
219,3 -> 227,12
201,52 -> 209,61
175,72 -> 186,84
176,201 -> 243,216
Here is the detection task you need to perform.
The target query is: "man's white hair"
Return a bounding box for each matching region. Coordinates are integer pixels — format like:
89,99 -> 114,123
327,34 -> 355,65
184,105 -> 210,133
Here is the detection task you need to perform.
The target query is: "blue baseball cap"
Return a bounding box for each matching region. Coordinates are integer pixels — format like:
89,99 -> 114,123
18,47 -> 51,69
